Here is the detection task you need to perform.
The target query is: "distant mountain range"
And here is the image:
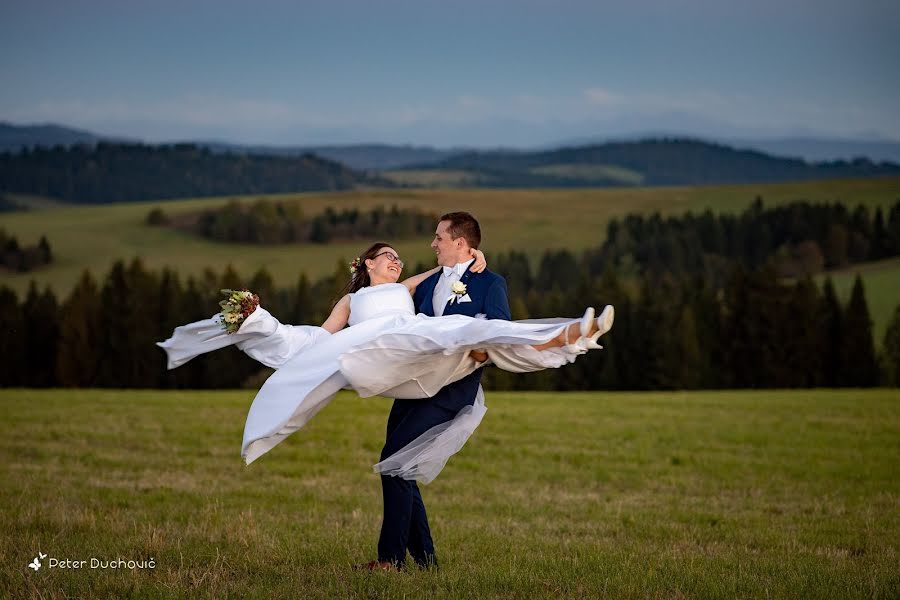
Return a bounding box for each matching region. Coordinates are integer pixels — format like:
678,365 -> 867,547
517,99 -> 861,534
1,123 -> 898,201
4,122 -> 900,168
0,122 -> 134,152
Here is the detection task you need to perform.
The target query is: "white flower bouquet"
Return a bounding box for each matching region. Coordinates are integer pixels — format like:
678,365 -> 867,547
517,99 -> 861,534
218,288 -> 259,334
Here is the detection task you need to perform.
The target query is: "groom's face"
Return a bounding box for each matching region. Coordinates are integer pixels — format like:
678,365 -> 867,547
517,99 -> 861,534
431,220 -> 465,267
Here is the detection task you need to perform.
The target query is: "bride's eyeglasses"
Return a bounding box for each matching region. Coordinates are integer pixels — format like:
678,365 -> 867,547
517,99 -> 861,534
374,251 -> 404,269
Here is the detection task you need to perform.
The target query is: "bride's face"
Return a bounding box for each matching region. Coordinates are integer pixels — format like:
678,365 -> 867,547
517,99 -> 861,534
366,247 -> 404,284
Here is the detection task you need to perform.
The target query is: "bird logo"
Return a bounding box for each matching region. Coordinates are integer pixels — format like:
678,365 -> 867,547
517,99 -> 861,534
28,552 -> 47,571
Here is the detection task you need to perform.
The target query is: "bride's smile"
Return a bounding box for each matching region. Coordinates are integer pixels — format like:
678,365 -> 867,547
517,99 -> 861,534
367,247 -> 405,285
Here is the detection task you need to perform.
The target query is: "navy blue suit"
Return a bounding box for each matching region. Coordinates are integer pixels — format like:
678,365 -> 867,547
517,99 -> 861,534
377,266 -> 511,567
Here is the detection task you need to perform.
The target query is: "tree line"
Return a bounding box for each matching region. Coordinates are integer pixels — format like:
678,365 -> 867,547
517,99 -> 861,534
148,200 -> 438,244
0,143 -> 387,203
1,252 -> 898,390
0,229 -> 52,272
591,199 -> 900,282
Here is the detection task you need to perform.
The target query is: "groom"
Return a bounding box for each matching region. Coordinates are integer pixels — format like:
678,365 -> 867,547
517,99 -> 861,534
365,211 -> 511,570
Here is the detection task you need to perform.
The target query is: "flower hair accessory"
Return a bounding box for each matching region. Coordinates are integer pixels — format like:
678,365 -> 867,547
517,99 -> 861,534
349,257 -> 361,275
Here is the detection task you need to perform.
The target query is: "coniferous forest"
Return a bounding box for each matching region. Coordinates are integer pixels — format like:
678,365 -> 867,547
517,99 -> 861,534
3,199 -> 899,390
150,201 -> 439,244
0,143 -> 385,203
0,228 -> 53,272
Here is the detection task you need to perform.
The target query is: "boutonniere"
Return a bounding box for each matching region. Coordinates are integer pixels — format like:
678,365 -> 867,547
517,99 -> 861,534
449,281 -> 467,304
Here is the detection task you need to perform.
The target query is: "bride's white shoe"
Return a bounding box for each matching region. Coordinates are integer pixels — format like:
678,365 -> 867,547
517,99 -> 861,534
563,307 -> 594,354
584,305 -> 614,349
563,305 -> 614,353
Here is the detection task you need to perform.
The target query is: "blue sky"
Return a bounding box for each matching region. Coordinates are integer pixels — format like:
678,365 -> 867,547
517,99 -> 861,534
1,0 -> 898,146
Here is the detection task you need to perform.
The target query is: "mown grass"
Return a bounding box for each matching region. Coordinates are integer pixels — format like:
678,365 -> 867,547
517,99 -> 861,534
1,388 -> 898,599
1,177 -> 898,300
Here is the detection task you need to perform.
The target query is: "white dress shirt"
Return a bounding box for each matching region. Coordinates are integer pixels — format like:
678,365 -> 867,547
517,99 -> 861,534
432,258 -> 474,317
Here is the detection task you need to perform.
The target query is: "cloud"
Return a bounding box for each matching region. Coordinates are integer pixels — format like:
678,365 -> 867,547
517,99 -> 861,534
584,87 -> 623,108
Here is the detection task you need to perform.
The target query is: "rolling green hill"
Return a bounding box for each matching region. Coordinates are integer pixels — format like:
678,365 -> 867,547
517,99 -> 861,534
0,143 -> 386,204
394,139 -> 900,188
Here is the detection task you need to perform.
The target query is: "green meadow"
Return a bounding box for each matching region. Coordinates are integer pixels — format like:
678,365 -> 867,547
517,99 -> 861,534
1,388 -> 898,599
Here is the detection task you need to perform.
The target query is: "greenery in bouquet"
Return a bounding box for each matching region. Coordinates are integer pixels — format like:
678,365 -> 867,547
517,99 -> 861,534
218,288 -> 259,334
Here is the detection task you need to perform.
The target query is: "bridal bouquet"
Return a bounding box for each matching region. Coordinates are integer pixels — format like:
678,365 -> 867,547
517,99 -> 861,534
218,288 -> 259,334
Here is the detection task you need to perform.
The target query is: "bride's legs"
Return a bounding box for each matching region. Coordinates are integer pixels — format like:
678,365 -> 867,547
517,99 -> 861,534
467,306 -> 614,360
530,322 -> 584,351
532,306 -> 614,351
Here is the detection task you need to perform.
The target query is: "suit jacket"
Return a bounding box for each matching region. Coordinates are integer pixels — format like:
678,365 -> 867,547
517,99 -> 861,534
411,266 -> 511,412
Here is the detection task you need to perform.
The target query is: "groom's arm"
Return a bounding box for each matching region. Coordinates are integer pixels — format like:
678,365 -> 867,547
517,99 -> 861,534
468,275 -> 511,364
483,276 -> 511,321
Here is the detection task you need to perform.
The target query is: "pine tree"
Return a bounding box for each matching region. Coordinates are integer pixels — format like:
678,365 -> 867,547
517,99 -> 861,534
126,258 -> 162,387
819,277 -> 843,387
291,273 -> 313,324
676,304 -> 703,389
880,305 -> 900,386
22,282 -> 60,386
509,296 -> 529,320
220,264 -> 242,290
840,275 -> 879,386
631,275 -> 680,389
872,207 -> 889,259
722,265 -> 759,387
684,275 -> 721,388
38,235 -> 53,263
595,267 -> 625,389
179,277 -> 212,388
56,270 -> 102,387
782,277 -> 824,387
96,259 -> 162,387
157,267 -> 189,388
96,260 -> 130,386
249,267 -> 278,316
0,286 -> 25,386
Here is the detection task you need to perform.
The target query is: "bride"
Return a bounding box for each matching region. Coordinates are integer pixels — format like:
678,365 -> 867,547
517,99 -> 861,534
158,243 -> 613,481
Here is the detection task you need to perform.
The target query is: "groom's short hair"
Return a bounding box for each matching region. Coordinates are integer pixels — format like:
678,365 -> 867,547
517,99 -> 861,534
440,211 -> 481,249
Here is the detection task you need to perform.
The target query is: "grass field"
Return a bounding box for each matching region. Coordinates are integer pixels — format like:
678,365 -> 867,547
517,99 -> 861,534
1,388 -> 898,598
2,177 -> 899,301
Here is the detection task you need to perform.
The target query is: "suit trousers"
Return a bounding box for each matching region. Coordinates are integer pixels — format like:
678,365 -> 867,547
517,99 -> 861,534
376,396 -> 457,567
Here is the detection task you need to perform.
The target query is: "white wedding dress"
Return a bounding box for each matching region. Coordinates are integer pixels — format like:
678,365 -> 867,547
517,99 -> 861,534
158,282 -> 589,482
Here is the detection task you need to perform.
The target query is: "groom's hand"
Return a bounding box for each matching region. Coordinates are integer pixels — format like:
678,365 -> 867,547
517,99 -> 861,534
470,349 -> 488,363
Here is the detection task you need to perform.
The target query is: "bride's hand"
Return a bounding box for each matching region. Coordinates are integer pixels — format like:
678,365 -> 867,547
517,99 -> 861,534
470,349 -> 488,363
470,248 -> 487,273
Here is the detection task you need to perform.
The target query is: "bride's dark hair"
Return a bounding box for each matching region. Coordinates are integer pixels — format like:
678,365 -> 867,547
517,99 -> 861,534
345,242 -> 395,295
